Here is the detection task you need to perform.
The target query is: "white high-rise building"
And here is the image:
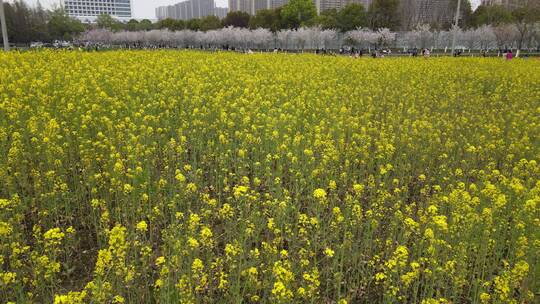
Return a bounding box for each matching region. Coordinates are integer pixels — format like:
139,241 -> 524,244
417,0 -> 454,25
214,7 -> 229,18
319,0 -> 372,14
228,0 -> 371,15
156,0 -> 218,20
63,0 -> 132,20
229,0 -> 285,14
481,0 -> 537,9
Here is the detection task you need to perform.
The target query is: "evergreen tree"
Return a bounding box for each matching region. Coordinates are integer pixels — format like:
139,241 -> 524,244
222,11 -> 250,28
48,9 -> 84,41
336,4 -> 367,32
249,9 -> 283,32
369,0 -> 400,30
281,0 -> 317,29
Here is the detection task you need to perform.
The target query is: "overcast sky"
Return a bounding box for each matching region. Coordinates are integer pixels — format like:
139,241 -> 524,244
21,0 -> 480,20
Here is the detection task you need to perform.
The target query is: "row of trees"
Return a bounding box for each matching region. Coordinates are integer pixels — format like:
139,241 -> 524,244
0,1 -> 157,43
2,1 -> 85,43
151,6 -> 373,33
80,24 -> 540,51
153,0 -> 436,33
153,1 -> 538,33
2,0 -> 539,45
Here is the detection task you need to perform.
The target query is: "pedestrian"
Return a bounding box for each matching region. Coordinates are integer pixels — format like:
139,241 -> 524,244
506,50 -> 513,60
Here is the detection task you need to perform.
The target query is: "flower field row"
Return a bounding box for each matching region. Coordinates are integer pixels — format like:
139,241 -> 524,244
0,51 -> 539,303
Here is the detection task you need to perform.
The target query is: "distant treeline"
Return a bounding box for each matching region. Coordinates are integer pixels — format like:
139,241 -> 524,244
1,0 -> 539,44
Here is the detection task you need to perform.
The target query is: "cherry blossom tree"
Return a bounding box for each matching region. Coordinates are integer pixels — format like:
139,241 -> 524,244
376,28 -> 396,48
277,29 -> 292,50
251,28 -> 273,50
320,29 -> 337,50
475,25 -> 497,50
79,26 -> 511,52
345,28 -> 378,50
405,24 -> 432,49
493,24 -> 519,50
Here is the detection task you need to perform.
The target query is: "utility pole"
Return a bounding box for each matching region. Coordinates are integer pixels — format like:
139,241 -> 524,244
450,0 -> 461,56
0,0 -> 9,51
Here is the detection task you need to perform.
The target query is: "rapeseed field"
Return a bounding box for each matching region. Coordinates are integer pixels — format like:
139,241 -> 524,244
0,50 -> 539,303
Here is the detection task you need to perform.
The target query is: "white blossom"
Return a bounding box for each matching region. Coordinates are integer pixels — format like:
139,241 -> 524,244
78,25 -> 517,51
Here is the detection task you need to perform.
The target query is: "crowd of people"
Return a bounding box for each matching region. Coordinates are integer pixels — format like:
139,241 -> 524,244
34,41 -> 538,61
